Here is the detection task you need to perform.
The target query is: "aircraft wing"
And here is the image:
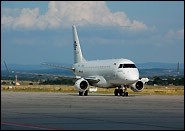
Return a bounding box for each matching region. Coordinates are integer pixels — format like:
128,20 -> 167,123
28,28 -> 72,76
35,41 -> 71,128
85,76 -> 100,85
41,63 -> 75,72
12,71 -> 78,80
11,70 -> 101,83
11,70 -> 100,85
4,61 -> 77,80
141,77 -> 149,84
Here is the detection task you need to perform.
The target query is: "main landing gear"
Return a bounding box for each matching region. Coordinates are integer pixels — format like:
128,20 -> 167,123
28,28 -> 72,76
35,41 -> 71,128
79,90 -> 88,96
114,85 -> 128,96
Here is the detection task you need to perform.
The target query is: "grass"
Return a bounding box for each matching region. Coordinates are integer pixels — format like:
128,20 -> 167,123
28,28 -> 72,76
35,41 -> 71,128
1,84 -> 184,95
130,85 -> 184,95
1,85 -> 76,93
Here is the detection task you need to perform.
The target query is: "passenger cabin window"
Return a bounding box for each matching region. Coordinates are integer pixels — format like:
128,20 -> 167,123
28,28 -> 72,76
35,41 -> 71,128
118,64 -> 136,68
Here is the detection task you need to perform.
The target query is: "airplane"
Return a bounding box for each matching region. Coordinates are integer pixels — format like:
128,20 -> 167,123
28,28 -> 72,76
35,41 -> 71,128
11,25 -> 149,96
41,25 -> 148,96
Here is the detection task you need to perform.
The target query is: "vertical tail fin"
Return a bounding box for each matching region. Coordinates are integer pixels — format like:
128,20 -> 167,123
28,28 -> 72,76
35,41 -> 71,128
72,25 -> 86,63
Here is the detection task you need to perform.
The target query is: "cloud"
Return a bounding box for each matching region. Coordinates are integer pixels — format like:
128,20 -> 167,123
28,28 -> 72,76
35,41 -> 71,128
165,29 -> 184,40
1,1 -> 147,31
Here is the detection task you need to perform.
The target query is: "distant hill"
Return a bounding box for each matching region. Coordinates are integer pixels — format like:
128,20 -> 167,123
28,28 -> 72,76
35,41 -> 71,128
139,68 -> 184,77
136,62 -> 184,69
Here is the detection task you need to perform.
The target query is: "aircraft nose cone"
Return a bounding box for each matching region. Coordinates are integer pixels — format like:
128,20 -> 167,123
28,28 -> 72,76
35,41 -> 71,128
125,70 -> 139,83
126,76 -> 139,82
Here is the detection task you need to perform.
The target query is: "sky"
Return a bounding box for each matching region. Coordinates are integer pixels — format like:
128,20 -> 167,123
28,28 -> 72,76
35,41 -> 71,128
1,1 -> 184,65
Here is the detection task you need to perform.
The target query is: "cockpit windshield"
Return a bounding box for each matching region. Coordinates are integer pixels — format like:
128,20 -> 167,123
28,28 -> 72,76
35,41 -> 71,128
118,64 -> 136,68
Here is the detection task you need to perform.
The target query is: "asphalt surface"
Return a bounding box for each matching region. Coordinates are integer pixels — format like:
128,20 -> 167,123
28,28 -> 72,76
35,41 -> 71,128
1,92 -> 184,130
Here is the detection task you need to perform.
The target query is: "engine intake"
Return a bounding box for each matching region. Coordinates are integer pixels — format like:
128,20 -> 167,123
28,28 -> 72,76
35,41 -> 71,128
75,78 -> 89,92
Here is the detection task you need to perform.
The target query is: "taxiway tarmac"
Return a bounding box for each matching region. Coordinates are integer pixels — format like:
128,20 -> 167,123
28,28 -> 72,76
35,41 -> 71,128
1,92 -> 184,130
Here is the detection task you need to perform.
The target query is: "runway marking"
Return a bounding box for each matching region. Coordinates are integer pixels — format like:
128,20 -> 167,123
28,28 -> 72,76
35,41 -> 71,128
1,121 -> 64,130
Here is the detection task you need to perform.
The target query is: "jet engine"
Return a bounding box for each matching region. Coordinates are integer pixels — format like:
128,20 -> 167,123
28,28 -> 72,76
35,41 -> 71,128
130,80 -> 144,92
130,78 -> 149,92
74,78 -> 89,92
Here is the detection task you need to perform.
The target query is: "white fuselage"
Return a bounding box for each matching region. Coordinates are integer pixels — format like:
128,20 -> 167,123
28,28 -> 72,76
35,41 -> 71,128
73,58 -> 139,88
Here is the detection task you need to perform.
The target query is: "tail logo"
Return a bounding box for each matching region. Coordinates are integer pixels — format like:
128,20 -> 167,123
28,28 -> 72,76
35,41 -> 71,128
74,41 -> 77,50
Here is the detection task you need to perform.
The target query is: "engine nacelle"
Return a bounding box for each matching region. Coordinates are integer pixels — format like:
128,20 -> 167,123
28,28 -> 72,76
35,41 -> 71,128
74,78 -> 89,92
131,80 -> 144,92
